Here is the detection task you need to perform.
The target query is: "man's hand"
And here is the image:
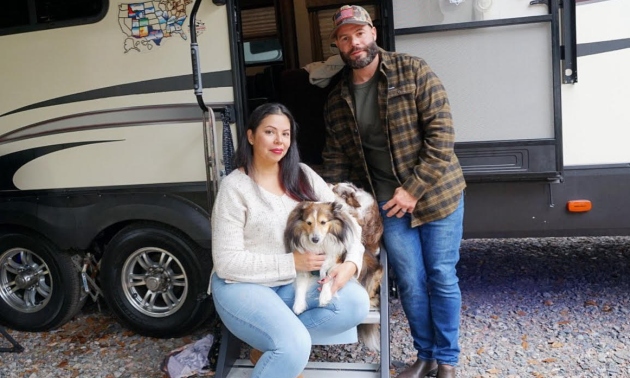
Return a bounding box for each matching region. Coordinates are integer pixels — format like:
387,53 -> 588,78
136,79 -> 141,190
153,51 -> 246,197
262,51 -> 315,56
318,261 -> 357,295
293,251 -> 326,272
382,187 -> 418,218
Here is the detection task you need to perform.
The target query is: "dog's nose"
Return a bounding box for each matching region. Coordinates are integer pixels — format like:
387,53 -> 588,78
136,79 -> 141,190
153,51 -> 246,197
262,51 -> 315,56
311,236 -> 320,243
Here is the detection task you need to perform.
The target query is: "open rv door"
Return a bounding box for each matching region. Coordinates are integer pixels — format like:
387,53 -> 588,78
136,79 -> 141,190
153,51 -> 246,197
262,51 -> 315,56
391,0 -> 563,182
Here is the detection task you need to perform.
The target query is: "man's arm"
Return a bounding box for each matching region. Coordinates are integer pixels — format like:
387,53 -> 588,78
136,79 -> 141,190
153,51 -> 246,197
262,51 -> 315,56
401,58 -> 456,201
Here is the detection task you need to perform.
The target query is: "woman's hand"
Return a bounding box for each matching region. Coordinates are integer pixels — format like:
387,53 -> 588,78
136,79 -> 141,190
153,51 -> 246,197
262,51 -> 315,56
319,261 -> 357,295
293,251 -> 326,272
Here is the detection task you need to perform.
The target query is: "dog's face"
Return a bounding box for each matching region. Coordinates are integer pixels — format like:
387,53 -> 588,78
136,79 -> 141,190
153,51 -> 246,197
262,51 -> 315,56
285,201 -> 350,253
330,182 -> 362,209
295,202 -> 339,245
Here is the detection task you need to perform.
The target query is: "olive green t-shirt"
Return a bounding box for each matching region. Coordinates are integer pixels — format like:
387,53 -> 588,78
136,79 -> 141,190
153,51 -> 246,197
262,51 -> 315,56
352,72 -> 399,201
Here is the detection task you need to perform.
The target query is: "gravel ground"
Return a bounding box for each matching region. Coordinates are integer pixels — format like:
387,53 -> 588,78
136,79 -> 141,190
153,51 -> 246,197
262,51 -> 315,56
1,236 -> 629,378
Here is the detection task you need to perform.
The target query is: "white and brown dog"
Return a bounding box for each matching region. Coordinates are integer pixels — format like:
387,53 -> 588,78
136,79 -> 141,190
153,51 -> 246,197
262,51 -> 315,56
284,183 -> 384,350
284,201 -> 362,315
330,182 -> 384,308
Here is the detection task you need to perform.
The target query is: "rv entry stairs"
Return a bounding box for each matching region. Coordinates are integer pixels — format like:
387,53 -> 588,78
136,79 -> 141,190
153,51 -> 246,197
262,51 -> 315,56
214,248 -> 391,378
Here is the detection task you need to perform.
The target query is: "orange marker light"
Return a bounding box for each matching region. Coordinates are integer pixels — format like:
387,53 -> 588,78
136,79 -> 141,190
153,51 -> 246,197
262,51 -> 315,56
567,200 -> 592,213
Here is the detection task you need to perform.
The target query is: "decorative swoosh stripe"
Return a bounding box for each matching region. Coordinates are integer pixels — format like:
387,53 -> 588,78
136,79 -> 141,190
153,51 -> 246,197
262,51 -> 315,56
578,39 -> 630,57
1,71 -> 232,118
0,141 -> 118,191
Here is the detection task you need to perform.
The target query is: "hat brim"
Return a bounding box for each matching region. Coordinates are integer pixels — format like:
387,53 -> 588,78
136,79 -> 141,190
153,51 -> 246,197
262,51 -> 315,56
330,21 -> 372,40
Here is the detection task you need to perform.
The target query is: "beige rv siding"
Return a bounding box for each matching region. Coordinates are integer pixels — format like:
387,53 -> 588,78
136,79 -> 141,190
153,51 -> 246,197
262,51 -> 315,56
0,1 -> 232,130
0,1 -> 234,191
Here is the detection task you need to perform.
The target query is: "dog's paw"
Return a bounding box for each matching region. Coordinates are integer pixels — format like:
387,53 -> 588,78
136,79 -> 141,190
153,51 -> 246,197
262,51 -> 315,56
319,286 -> 333,307
293,300 -> 308,315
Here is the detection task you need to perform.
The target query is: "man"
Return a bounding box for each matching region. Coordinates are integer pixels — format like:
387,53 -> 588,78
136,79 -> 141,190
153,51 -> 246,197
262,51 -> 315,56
321,5 -> 467,378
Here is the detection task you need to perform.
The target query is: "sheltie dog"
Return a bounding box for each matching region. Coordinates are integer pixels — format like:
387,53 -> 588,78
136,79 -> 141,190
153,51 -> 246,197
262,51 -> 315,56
330,182 -> 384,306
284,184 -> 383,350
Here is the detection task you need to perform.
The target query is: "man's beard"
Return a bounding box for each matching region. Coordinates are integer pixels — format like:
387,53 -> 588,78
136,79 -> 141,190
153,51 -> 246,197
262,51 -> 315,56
340,41 -> 379,69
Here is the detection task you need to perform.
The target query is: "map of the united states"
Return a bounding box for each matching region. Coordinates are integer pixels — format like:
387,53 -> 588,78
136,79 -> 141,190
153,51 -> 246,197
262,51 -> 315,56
119,0 -> 192,52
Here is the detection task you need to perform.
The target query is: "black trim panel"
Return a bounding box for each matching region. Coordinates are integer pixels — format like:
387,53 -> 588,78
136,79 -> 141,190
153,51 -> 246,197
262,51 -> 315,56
456,140 -> 559,181
0,186 -> 213,250
463,165 -> 630,238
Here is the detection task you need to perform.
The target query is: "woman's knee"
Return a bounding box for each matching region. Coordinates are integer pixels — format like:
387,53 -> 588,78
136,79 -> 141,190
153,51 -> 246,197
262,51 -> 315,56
274,327 -> 311,364
339,281 -> 370,320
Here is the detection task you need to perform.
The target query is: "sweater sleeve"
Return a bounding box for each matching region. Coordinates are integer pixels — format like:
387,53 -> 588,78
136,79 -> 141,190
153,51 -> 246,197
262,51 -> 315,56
211,176 -> 296,284
301,164 -> 364,276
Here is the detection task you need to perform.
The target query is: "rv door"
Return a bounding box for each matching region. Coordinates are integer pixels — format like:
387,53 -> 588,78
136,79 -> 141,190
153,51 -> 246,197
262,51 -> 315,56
391,0 -> 564,182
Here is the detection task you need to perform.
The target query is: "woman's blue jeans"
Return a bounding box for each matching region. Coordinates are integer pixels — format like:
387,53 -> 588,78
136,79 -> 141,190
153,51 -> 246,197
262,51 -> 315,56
211,273 -> 369,378
378,195 -> 464,366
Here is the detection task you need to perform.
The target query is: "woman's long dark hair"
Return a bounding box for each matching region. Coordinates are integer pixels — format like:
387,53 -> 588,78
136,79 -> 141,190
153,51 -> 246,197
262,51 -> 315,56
235,103 -> 318,201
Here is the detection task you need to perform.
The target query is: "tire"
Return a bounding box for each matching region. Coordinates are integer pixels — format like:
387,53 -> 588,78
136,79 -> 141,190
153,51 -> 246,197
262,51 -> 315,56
0,230 -> 85,331
100,223 -> 213,338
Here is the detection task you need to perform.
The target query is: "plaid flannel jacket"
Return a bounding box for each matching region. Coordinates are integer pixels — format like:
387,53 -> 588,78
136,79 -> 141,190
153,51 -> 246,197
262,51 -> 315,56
322,49 -> 466,227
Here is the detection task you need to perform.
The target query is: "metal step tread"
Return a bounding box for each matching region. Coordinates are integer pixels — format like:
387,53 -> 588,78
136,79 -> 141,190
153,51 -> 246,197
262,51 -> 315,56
225,359 -> 382,378
363,307 -> 380,324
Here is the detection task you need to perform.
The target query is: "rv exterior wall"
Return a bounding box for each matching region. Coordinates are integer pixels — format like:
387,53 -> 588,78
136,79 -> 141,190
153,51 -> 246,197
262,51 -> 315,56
561,0 -> 630,166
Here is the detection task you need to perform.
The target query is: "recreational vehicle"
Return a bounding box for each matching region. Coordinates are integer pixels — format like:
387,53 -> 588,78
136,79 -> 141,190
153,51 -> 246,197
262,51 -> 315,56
1,0 -> 628,357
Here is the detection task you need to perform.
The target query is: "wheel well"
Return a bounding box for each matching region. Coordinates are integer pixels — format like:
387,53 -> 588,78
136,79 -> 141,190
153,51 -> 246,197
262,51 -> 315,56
89,220 -> 205,259
1,190 -> 213,255
0,224 -> 64,253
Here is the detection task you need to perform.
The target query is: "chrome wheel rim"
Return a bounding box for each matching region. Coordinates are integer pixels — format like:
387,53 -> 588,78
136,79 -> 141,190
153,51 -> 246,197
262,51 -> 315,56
121,247 -> 188,317
0,248 -> 53,313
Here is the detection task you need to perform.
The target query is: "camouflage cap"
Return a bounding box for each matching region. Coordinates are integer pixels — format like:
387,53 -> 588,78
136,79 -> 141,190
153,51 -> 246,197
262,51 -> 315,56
330,5 -> 373,39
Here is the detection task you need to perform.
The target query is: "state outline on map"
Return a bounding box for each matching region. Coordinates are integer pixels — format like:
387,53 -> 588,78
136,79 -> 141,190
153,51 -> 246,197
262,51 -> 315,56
118,0 -> 193,53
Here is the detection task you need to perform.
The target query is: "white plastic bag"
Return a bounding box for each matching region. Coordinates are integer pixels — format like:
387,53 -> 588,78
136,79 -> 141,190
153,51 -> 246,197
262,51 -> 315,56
164,334 -> 215,378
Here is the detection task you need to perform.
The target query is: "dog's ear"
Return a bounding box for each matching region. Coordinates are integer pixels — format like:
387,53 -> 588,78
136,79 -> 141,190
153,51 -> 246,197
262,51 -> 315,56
345,191 -> 361,208
332,200 -> 345,214
284,202 -> 308,252
297,201 -> 311,213
331,201 -> 359,246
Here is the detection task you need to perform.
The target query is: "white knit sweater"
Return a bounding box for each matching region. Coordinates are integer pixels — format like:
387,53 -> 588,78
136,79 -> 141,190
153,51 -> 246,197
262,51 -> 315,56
208,164 -> 364,292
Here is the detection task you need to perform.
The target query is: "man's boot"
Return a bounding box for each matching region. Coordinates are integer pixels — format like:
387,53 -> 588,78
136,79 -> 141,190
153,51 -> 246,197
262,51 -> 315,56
396,358 -> 438,378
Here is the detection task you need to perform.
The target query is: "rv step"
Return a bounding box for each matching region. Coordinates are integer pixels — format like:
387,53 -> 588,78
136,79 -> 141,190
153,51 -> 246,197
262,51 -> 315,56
215,248 -> 390,378
225,359 -> 382,378
363,308 -> 380,324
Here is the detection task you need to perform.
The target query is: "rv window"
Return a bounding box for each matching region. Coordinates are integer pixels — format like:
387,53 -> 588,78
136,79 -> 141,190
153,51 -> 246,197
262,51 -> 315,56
244,39 -> 283,65
1,0 -> 106,36
394,1 -> 549,28
242,6 -> 277,39
241,5 -> 283,66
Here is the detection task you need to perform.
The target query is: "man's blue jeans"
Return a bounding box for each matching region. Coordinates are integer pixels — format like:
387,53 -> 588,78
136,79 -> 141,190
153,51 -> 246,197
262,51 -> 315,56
379,195 -> 464,366
211,273 -> 369,378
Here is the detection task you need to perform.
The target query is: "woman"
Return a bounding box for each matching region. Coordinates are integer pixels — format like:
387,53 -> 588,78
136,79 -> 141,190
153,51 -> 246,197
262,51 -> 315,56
209,103 -> 369,378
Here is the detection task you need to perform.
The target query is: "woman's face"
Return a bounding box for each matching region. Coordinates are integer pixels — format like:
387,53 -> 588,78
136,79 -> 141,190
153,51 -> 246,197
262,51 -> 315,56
247,113 -> 291,166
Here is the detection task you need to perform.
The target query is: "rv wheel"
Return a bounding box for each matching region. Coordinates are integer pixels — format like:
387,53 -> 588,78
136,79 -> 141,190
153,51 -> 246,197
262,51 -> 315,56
0,231 -> 85,331
100,224 -> 213,338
